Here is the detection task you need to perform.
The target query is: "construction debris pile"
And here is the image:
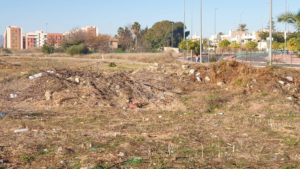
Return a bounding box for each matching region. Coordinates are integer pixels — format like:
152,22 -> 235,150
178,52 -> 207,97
0,68 -> 185,110
1,61 -> 299,111
189,61 -> 300,101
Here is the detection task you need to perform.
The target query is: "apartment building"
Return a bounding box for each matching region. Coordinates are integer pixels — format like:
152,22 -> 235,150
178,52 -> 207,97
3,26 -> 23,50
25,31 -> 47,49
47,33 -> 64,47
81,26 -> 98,37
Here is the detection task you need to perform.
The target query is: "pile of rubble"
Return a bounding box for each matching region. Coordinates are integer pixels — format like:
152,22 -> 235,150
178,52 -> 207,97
0,68 -> 182,110
186,61 -> 300,100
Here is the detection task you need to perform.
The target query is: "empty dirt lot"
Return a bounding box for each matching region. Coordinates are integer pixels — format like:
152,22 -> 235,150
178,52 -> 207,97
0,53 -> 300,169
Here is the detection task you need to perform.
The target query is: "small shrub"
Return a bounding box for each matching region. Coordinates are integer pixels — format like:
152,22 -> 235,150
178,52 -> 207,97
42,44 -> 55,54
109,62 -> 117,67
112,48 -> 125,53
66,43 -> 89,56
20,154 -> 35,164
125,157 -> 143,166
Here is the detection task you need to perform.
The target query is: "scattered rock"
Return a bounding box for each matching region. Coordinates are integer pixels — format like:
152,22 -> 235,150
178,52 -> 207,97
286,76 -> 294,82
195,72 -> 201,82
14,128 -> 29,133
118,152 -> 125,157
29,72 -> 44,80
0,112 -> 7,118
189,69 -> 195,75
9,93 -> 18,99
45,90 -> 52,101
74,76 -> 80,83
287,96 -> 293,101
205,76 -> 211,82
153,63 -> 159,67
217,82 -> 224,87
46,70 -> 55,74
0,159 -> 8,164
182,65 -> 189,70
278,80 -> 285,85
56,147 -> 75,155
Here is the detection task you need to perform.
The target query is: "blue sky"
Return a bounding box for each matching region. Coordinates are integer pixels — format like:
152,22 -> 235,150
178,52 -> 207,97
1,0 -> 300,37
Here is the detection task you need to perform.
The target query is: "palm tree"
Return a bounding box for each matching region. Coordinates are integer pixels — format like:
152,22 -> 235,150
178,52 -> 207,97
278,11 -> 300,31
131,22 -> 141,50
237,24 -> 248,32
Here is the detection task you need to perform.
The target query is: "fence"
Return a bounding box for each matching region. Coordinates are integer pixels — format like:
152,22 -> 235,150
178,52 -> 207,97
235,51 -> 300,67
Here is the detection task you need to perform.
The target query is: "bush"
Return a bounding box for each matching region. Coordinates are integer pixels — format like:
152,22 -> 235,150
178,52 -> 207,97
66,43 -> 89,56
244,41 -> 258,51
288,37 -> 300,52
109,62 -> 117,67
42,44 -> 55,54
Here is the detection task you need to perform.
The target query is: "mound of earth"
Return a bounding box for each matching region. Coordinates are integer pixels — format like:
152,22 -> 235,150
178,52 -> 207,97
0,68 -> 186,110
191,61 -> 300,100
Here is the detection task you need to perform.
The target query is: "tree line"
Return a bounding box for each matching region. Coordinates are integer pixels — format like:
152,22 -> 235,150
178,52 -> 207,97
116,20 -> 188,52
41,10 -> 300,55
43,20 -> 188,55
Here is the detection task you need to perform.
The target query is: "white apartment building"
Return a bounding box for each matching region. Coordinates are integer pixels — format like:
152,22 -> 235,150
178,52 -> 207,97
25,31 -> 47,49
210,30 -> 258,44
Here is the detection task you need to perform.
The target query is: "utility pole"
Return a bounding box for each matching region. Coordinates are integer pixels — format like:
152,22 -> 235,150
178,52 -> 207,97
285,0 -> 287,54
171,22 -> 174,47
214,8 -> 218,36
183,0 -> 186,58
200,0 -> 203,63
183,0 -> 186,40
269,0 -> 273,65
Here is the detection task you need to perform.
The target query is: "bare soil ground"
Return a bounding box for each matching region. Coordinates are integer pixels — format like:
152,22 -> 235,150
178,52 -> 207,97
0,54 -> 300,169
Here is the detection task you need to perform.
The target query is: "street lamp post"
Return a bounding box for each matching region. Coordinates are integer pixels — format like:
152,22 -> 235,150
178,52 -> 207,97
269,0 -> 273,65
199,0 -> 203,63
214,8 -> 218,36
285,0 -> 287,54
214,8 -> 218,57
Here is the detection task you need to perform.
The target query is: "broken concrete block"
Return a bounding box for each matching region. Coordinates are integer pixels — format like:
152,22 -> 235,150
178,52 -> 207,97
14,128 -> 29,133
75,76 -> 80,83
45,90 -> 52,101
278,80 -> 285,85
9,93 -> 17,99
205,76 -> 211,82
189,69 -> 195,75
286,76 -> 294,82
29,73 -> 44,80
287,96 -> 293,101
217,82 -> 224,86
182,65 -> 189,70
